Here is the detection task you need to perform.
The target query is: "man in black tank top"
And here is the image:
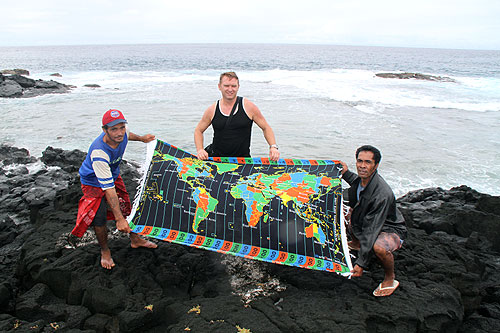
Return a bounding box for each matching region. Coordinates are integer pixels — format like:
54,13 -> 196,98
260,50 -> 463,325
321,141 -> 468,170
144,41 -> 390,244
194,72 -> 280,161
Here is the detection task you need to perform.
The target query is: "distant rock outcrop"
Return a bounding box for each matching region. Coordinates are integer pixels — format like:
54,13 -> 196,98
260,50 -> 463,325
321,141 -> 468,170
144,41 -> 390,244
0,145 -> 499,332
0,73 -> 72,98
83,84 -> 101,88
1,69 -> 30,76
375,72 -> 456,82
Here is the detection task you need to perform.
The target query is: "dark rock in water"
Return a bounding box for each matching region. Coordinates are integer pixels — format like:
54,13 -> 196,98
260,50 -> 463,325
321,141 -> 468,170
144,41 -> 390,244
375,72 -> 456,82
0,73 -> 72,98
1,69 -> 30,76
0,80 -> 23,97
0,145 -> 37,166
0,146 -> 499,332
398,185 -> 500,252
41,146 -> 87,173
8,74 -> 36,88
83,84 -> 101,88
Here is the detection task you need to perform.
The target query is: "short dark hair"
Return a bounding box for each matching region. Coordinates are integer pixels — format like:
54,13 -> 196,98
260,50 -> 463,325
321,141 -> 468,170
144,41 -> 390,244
219,71 -> 239,83
355,145 -> 382,164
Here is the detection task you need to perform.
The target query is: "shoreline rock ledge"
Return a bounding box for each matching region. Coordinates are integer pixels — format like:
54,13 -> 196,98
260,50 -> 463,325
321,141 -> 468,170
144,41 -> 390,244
375,72 -> 456,82
0,144 -> 499,332
0,72 -> 73,98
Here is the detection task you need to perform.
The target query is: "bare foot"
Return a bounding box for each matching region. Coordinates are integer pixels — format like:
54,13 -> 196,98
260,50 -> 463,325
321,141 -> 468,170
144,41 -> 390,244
101,249 -> 115,269
130,234 -> 158,249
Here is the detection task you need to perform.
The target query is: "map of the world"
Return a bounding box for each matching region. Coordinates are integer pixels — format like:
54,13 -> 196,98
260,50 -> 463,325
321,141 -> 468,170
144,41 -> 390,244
128,140 -> 352,275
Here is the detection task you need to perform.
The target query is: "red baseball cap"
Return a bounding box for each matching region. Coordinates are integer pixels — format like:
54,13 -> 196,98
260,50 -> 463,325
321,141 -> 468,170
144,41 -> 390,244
102,109 -> 127,127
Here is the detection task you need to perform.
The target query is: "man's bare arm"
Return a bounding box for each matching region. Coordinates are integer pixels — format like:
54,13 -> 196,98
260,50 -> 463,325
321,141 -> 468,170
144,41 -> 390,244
104,188 -> 131,233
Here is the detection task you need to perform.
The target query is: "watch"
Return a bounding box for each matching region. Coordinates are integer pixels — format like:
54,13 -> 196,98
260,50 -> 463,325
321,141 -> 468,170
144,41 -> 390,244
270,144 -> 279,150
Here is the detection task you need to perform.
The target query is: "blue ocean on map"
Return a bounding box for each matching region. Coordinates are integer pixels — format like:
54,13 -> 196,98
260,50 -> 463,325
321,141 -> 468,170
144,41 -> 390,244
1,44 -> 499,197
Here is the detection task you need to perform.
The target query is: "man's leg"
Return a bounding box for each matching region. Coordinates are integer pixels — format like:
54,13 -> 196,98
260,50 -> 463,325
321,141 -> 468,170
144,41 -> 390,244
93,199 -> 115,269
373,232 -> 402,296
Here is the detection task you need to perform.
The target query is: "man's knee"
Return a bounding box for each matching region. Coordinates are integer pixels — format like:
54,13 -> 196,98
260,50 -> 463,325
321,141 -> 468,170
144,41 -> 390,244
373,243 -> 392,258
375,232 -> 402,253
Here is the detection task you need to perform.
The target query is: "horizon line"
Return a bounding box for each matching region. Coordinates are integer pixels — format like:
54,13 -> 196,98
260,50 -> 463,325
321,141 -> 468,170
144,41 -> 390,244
0,42 -> 498,52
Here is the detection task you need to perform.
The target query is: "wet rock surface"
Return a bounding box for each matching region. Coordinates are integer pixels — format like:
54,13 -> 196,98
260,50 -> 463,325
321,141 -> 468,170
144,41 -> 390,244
375,72 -> 456,82
0,144 -> 499,332
0,73 -> 72,98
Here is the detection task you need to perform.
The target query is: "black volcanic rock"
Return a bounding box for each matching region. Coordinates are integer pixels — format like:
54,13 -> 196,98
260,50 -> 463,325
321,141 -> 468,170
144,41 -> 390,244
0,146 -> 499,332
1,69 -> 30,76
375,72 -> 456,82
0,80 -> 23,97
0,73 -> 72,98
398,186 -> 500,252
8,74 -> 36,88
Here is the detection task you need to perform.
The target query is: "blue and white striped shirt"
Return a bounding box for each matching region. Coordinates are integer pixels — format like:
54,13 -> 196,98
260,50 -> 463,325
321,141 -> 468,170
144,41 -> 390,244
79,130 -> 128,189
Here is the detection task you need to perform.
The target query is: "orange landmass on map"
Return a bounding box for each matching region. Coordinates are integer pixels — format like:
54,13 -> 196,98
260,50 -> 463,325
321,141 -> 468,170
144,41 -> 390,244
196,190 -> 209,211
305,224 -> 315,238
179,158 -> 194,177
249,201 -> 264,227
285,183 -> 316,203
270,173 -> 292,189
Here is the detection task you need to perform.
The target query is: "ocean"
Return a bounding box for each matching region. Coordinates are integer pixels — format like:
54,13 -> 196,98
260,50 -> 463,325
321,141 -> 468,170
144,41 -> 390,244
1,44 -> 499,197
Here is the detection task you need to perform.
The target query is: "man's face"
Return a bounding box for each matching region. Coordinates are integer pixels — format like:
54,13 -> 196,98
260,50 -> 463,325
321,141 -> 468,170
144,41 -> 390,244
218,76 -> 239,100
356,151 -> 378,181
104,123 -> 126,145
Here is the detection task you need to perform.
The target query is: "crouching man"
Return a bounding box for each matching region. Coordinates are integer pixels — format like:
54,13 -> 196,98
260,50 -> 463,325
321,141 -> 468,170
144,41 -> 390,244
340,145 -> 407,296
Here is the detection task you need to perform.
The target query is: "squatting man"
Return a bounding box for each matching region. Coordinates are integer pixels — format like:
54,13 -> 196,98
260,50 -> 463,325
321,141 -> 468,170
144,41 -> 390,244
340,145 -> 407,297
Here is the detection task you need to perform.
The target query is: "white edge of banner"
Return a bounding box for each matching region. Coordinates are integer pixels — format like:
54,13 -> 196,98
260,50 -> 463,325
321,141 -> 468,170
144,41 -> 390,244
127,139 -> 157,224
340,191 -> 354,278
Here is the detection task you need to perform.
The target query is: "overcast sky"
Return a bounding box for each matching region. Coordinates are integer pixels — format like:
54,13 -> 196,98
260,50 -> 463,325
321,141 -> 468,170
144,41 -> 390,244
1,0 -> 499,50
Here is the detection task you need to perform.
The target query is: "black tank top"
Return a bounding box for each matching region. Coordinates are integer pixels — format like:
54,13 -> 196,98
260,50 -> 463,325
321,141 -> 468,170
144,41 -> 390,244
211,96 -> 253,157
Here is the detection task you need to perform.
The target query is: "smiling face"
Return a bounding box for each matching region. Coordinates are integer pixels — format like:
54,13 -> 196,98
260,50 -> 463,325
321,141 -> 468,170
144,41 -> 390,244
356,150 -> 379,184
218,76 -> 239,101
103,122 -> 126,148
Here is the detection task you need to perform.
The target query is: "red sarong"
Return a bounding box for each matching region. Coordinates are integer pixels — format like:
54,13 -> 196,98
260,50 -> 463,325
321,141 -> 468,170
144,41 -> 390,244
71,176 -> 131,237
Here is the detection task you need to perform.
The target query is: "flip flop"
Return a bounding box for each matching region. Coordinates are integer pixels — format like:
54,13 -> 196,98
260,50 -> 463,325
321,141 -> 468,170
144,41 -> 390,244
373,280 -> 399,297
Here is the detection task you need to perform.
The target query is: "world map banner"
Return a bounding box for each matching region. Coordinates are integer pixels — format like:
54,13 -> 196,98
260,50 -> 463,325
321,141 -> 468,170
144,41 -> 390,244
128,140 -> 352,276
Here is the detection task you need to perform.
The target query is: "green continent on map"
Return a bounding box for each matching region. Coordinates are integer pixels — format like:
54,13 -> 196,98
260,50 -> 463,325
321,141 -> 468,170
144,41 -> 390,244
192,187 -> 218,233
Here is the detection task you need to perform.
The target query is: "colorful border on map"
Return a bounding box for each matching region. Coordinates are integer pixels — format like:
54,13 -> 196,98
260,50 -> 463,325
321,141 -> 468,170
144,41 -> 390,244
130,223 -> 349,274
160,141 -> 341,167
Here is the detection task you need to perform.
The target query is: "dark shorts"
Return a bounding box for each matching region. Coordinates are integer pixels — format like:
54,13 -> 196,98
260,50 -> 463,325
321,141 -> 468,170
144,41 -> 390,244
374,232 -> 403,252
91,198 -> 108,227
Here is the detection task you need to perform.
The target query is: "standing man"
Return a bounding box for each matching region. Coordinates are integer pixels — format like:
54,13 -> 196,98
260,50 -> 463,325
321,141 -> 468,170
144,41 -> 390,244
194,72 -> 280,161
71,109 -> 157,269
340,145 -> 406,296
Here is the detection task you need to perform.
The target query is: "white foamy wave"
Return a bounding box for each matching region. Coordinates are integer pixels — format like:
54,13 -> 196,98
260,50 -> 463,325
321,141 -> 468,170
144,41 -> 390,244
241,69 -> 500,113
38,71 -> 217,89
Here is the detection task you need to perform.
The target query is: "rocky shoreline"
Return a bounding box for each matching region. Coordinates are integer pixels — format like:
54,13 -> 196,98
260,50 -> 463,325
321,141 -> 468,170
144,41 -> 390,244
0,71 -> 73,98
375,72 -> 456,82
0,145 -> 499,332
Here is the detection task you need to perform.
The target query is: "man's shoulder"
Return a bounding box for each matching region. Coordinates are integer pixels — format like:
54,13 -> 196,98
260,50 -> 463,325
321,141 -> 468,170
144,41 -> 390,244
242,97 -> 258,112
369,172 -> 395,198
88,135 -> 109,153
